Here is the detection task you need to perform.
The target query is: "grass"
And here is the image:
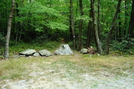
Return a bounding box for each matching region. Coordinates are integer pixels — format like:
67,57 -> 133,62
0,54 -> 134,80
81,55 -> 134,73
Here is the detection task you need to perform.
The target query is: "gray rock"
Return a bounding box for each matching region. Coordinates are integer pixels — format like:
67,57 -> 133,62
80,48 -> 88,54
33,52 -> 40,57
19,49 -> 36,56
55,44 -> 73,55
39,49 -> 52,57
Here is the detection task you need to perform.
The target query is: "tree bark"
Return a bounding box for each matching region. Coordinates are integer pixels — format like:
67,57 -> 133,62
91,0 -> 103,54
97,0 -> 101,38
4,0 -> 15,59
86,1 -> 93,48
128,0 -> 134,38
124,0 -> 129,36
77,0 -> 83,50
118,8 -> 122,40
105,0 -> 122,55
70,0 -> 76,50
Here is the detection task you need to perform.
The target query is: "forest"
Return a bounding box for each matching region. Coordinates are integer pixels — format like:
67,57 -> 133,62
0,0 -> 134,59
0,0 -> 134,88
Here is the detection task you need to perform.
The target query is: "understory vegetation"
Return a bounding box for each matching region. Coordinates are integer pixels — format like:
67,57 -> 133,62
0,40 -> 134,58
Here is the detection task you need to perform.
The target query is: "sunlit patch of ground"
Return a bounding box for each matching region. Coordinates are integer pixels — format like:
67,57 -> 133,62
0,54 -> 134,89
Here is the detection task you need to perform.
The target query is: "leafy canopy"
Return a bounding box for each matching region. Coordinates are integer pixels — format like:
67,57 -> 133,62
16,1 -> 68,31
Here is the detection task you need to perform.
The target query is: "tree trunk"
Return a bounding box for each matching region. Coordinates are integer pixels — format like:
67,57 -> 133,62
128,0 -> 134,38
105,0 -> 122,55
4,0 -> 15,59
118,8 -> 122,40
70,0 -> 76,50
77,0 -> 83,50
15,3 -> 20,44
86,1 -> 93,48
97,0 -> 101,38
91,0 -> 103,54
124,0 -> 129,36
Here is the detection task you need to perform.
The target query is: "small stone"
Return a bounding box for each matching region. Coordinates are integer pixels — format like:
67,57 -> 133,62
33,53 -> 40,57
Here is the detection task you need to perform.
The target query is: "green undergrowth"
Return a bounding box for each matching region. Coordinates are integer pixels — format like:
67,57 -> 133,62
0,54 -> 134,80
9,41 -> 60,55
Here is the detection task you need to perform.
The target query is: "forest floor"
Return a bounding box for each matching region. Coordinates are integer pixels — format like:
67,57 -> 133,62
0,53 -> 134,89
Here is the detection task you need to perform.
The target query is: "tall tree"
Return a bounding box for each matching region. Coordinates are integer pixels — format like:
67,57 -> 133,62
124,0 -> 129,35
91,0 -> 103,54
105,0 -> 122,55
77,0 -> 84,50
86,1 -> 93,47
70,0 -> 76,50
97,0 -> 101,37
4,0 -> 15,59
128,0 -> 134,37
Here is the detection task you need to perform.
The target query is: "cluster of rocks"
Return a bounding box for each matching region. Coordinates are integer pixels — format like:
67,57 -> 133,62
80,48 -> 89,54
19,49 -> 52,57
80,47 -> 100,57
14,44 -> 73,58
80,47 -> 96,54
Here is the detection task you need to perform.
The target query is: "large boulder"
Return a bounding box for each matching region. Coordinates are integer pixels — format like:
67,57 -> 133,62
39,49 -> 52,57
19,49 -> 36,56
55,44 -> 73,55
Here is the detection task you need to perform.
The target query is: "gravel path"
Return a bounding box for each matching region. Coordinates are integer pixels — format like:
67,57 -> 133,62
0,55 -> 134,89
0,71 -> 134,89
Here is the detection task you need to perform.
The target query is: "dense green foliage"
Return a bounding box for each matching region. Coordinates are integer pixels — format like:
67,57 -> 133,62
0,0 -> 134,56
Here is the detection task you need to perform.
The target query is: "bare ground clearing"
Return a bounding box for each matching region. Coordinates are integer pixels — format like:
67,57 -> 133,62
0,54 -> 134,89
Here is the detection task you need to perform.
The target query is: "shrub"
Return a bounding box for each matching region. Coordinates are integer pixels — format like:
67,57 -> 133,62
111,37 -> 134,55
